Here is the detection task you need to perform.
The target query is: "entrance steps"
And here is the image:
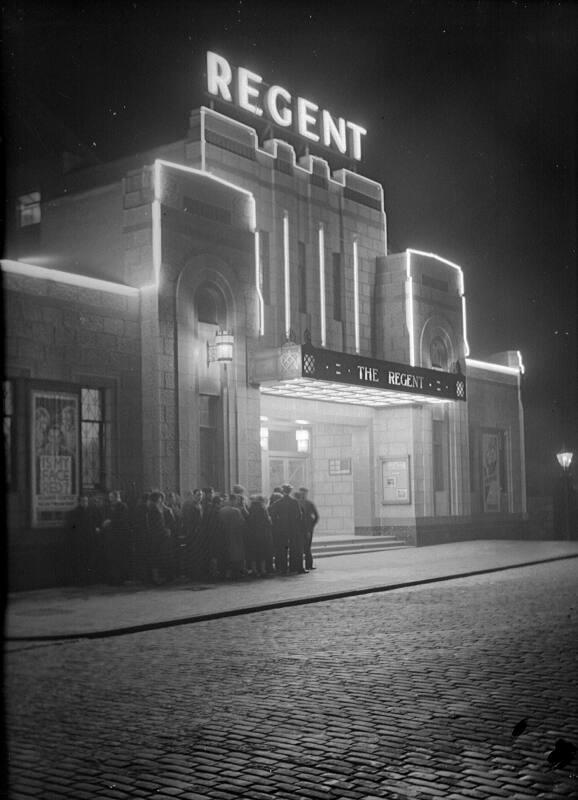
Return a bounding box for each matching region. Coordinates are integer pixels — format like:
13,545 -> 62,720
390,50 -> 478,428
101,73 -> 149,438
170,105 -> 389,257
312,534 -> 409,559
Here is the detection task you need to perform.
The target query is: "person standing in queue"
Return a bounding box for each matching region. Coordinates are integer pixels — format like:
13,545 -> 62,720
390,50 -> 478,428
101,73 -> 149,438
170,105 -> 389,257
298,486 -> 320,571
65,495 -> 100,585
269,484 -> 305,574
147,491 -> 170,585
218,493 -> 247,580
181,488 -> 204,579
102,490 -> 131,585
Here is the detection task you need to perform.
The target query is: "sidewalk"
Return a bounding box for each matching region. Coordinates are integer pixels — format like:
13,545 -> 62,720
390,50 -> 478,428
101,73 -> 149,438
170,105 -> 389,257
6,539 -> 578,641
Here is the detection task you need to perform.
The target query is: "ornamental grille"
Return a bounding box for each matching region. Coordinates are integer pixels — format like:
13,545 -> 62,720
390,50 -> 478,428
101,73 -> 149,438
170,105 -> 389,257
456,380 -> 465,398
303,353 -> 316,375
280,347 -> 300,375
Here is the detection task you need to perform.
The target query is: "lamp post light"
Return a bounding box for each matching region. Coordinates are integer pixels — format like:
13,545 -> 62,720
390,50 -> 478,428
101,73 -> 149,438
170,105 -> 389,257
556,449 -> 573,541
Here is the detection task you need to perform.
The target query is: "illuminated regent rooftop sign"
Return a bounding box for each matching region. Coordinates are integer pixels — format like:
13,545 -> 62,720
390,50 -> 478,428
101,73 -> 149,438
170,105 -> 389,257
206,51 -> 367,161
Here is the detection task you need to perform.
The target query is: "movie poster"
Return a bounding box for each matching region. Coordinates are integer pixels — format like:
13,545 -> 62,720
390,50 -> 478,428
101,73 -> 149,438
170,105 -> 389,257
32,391 -> 79,526
482,431 -> 500,513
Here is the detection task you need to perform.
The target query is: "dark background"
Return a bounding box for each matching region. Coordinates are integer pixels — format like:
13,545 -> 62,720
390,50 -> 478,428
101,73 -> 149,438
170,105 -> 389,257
2,0 -> 576,496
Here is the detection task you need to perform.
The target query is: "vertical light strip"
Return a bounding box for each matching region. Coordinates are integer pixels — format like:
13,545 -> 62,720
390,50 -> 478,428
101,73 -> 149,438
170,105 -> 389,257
458,271 -> 470,358
461,295 -> 470,357
283,211 -> 291,338
318,223 -> 327,347
405,250 -> 415,366
518,372 -> 527,514
200,107 -> 206,171
353,237 -> 360,353
152,160 -> 163,287
255,231 -> 265,336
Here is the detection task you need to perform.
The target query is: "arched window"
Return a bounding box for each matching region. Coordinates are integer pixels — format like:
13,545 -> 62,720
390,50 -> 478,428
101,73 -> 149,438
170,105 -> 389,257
195,283 -> 226,325
430,337 -> 448,370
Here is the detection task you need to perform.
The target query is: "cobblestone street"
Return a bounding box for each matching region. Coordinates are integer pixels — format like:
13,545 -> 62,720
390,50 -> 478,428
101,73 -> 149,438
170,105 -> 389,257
7,559 -> 578,800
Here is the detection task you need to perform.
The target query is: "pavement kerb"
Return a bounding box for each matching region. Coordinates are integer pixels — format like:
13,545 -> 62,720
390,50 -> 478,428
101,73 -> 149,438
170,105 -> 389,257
7,551 -> 578,643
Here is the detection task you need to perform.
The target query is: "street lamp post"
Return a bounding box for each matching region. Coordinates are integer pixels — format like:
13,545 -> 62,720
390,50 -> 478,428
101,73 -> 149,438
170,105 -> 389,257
556,450 -> 574,540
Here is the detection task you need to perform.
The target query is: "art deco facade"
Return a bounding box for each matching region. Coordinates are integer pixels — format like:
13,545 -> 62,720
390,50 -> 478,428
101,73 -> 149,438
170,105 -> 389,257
3,105 -> 527,587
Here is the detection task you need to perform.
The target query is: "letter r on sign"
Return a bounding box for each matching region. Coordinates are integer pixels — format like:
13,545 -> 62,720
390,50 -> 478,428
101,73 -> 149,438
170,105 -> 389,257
207,52 -> 233,102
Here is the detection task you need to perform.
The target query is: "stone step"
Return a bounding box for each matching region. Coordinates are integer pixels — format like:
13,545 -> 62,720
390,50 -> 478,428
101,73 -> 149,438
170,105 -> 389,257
312,536 -> 409,558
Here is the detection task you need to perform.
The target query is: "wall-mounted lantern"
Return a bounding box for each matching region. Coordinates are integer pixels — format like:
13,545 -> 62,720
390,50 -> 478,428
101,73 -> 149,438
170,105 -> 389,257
207,329 -> 234,365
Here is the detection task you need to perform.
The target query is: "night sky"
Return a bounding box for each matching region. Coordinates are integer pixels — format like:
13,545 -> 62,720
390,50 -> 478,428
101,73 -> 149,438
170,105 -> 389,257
2,0 -> 577,493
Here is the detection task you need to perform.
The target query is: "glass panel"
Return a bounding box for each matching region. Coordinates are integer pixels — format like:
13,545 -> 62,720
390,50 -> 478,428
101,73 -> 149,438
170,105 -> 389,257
81,421 -> 101,488
287,459 -> 306,488
269,459 -> 285,490
81,388 -> 102,421
482,432 -> 501,513
268,429 -> 297,452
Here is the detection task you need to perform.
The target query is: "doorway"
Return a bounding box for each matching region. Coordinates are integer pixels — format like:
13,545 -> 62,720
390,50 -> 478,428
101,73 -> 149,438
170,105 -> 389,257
267,456 -> 309,494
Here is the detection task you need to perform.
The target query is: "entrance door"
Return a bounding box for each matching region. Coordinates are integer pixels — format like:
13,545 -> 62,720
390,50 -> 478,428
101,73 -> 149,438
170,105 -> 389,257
268,457 -> 308,494
199,394 -> 222,489
433,416 -> 450,516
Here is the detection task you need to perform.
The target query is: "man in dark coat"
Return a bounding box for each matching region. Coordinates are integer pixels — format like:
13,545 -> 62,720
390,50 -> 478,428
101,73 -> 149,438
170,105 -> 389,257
102,490 -> 131,584
298,487 -> 320,570
65,495 -> 100,585
217,494 -> 247,579
181,489 -> 204,579
269,484 -> 304,574
147,491 -> 170,584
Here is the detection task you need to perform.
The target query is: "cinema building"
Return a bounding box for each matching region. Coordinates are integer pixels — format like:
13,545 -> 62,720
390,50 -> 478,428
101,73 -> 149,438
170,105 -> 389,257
3,55 -> 528,587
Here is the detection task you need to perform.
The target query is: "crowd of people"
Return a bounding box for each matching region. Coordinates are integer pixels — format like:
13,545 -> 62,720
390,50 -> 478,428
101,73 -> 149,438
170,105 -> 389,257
64,484 -> 320,586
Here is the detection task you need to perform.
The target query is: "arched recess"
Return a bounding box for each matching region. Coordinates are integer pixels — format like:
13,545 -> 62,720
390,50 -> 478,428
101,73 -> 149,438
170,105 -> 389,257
418,315 -> 457,517
418,315 -> 457,372
175,254 -> 238,493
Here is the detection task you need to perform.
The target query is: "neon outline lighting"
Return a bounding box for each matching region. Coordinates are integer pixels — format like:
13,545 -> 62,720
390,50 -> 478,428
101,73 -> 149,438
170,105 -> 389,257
255,231 -> 265,336
198,106 -> 381,198
152,159 -> 162,287
353,237 -> 360,353
152,159 -> 259,313
405,248 -> 471,366
283,211 -> 291,338
1,259 -> 139,296
516,351 -> 525,375
318,223 -> 327,347
205,52 -> 367,161
405,250 -> 416,366
466,358 -> 523,377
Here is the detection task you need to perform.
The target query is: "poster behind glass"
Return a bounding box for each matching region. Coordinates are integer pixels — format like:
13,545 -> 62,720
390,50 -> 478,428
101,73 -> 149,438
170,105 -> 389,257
382,456 -> 411,504
482,431 -> 500,513
32,391 -> 79,526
